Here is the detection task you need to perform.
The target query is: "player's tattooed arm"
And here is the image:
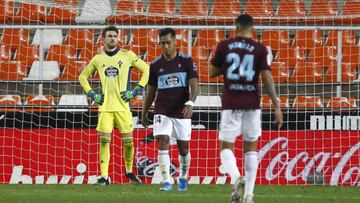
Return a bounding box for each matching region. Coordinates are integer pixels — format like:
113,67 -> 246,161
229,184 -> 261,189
182,78 -> 199,118
141,84 -> 156,127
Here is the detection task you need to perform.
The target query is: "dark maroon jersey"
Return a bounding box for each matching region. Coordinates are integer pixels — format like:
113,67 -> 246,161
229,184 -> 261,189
149,52 -> 198,118
211,36 -> 271,110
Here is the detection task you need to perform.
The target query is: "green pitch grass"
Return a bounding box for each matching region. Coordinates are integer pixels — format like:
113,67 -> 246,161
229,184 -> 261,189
1,184 -> 359,203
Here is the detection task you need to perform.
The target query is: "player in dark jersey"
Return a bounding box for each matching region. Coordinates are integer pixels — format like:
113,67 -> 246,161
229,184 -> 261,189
141,28 -> 199,191
210,14 -> 283,203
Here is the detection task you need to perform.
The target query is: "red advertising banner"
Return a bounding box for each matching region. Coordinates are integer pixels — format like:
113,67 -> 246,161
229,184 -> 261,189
0,129 -> 359,185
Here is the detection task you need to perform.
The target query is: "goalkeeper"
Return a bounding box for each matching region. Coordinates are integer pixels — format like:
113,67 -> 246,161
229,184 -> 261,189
79,25 -> 149,186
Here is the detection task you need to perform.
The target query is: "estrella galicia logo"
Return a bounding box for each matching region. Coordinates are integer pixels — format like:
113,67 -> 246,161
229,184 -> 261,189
104,66 -> 119,78
165,75 -> 180,86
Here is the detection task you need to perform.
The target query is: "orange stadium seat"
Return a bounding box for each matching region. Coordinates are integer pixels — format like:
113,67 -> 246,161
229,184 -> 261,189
107,0 -> 144,24
176,0 -> 208,24
14,45 -> 40,67
24,95 -> 55,112
46,1 -> 78,23
292,30 -> 324,51
0,0 -> 14,23
308,46 -> 337,67
145,45 -> 162,63
131,29 -> 158,52
130,95 -> 143,109
261,96 -> 290,108
0,95 -> 22,112
63,29 -> 94,49
244,0 -> 273,23
147,0 -> 175,23
209,0 -> 240,24
277,0 -> 306,23
180,46 -> 208,62
325,30 -> 356,47
59,61 -> 87,80
10,3 -> 46,23
337,0 -> 360,24
322,63 -> 357,82
1,29 -> 30,50
193,30 -> 224,50
289,62 -> 323,83
327,97 -> 357,108
97,29 -> 129,48
176,29 -> 190,49
293,96 -> 323,108
271,61 -> 290,83
307,0 -> 338,24
195,60 -> 221,83
0,61 -> 27,80
78,44 -> 103,62
275,46 -> 306,67
342,45 -> 360,66
0,44 -> 11,61
262,30 -> 290,51
46,45 -> 77,67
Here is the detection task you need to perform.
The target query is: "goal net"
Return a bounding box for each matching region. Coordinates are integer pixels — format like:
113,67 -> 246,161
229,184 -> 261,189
0,0 -> 359,186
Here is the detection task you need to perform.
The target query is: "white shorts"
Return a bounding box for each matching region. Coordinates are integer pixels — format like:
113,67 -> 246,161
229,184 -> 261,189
153,114 -> 191,141
219,109 -> 262,143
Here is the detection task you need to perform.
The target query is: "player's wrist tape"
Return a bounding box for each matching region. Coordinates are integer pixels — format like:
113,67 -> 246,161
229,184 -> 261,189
184,101 -> 194,107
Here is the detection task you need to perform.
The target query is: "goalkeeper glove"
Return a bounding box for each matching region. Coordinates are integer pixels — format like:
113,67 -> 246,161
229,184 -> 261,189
87,90 -> 104,105
121,85 -> 143,102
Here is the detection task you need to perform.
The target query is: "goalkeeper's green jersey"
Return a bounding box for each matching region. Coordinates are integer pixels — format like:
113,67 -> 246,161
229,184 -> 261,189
79,48 -> 149,112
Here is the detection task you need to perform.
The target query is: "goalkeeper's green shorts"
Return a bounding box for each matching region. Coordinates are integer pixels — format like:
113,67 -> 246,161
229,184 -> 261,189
96,111 -> 133,134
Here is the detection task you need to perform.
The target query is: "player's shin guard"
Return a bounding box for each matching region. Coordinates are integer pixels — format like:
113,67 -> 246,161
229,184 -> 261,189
123,137 -> 134,173
244,151 -> 258,197
99,136 -> 111,177
178,153 -> 191,179
158,150 -> 171,183
220,149 -> 240,183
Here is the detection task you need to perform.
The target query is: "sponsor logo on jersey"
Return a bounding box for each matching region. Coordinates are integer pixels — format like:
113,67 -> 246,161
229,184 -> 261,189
165,75 -> 180,86
104,66 -> 119,78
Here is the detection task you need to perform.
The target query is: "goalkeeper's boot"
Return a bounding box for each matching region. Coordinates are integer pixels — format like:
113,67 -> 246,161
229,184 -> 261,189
230,177 -> 245,203
95,176 -> 110,186
177,178 -> 188,191
125,172 -> 142,186
159,182 -> 172,191
243,194 -> 254,203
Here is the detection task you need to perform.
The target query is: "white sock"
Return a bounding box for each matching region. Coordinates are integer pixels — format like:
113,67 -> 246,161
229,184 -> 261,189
245,151 -> 258,196
178,152 -> 191,179
220,149 -> 240,183
158,150 -> 171,183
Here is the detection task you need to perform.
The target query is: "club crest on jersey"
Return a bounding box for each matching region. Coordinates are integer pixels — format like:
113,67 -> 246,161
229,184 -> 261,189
104,66 -> 119,78
165,75 -> 180,86
118,60 -> 122,68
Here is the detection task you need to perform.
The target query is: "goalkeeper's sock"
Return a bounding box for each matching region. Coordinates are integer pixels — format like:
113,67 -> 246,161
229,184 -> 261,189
178,152 -> 191,179
158,150 -> 171,183
123,137 -> 134,173
220,149 -> 240,183
244,151 -> 258,196
99,136 -> 111,177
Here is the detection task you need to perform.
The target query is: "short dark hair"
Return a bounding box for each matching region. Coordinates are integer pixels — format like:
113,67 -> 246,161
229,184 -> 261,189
159,28 -> 176,38
235,14 -> 254,30
102,25 -> 118,37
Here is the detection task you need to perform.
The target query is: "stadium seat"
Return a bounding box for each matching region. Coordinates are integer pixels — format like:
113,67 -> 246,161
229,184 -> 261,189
24,95 -> 55,112
14,45 -> 40,67
0,0 -> 14,23
10,2 -> 46,23
75,0 -> 112,23
0,95 -> 22,112
195,60 -> 222,83
32,29 -> 63,49
57,94 -> 88,112
277,0 -> 306,22
147,0 -> 175,23
270,61 -> 290,83
293,96 -> 323,108
289,62 -> 323,83
307,0 -> 338,24
180,46 -> 208,62
325,30 -> 356,47
59,61 -> 87,80
175,29 -> 190,49
342,45 -> 360,66
25,61 -> 60,80
46,45 -> 77,67
262,30 -> 290,51
1,29 -> 30,50
194,95 -> 221,108
63,29 -> 94,49
107,0 -> 144,24
0,44 -> 11,61
308,46 -> 337,67
193,30 -> 224,50
97,29 -> 129,48
292,30 -> 324,51
209,0 -> 240,24
244,0 -> 273,23
131,29 -> 158,52
229,30 -> 257,41
130,95 -> 143,108
275,46 -> 306,67
145,45 -> 162,63
261,96 -> 290,108
322,63 -> 357,82
53,0 -> 78,4
78,44 -> 104,62
46,1 -> 78,23
176,0 -> 208,24
337,0 -> 360,24
327,97 -> 357,108
0,61 -> 27,80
